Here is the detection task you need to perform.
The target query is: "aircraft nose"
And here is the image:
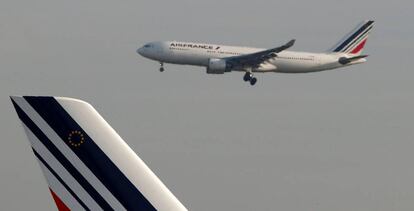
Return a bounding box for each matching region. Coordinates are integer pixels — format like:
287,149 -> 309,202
136,47 -> 144,56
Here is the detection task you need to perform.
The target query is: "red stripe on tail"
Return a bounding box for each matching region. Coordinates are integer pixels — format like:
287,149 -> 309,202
49,188 -> 70,211
350,39 -> 367,54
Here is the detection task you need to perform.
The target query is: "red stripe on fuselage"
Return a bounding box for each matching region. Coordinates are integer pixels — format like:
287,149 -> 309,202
49,188 -> 70,211
350,39 -> 367,54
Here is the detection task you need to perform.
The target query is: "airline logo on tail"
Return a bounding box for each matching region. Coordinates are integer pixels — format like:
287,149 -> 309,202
331,20 -> 374,55
11,96 -> 187,211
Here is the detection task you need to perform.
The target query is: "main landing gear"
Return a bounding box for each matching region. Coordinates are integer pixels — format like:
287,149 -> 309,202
243,72 -> 257,86
159,62 -> 165,72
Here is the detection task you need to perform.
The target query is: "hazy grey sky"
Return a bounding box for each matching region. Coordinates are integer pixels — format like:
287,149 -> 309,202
1,0 -> 413,210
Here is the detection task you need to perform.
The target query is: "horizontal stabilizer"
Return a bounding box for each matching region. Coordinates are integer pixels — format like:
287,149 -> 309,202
338,55 -> 368,65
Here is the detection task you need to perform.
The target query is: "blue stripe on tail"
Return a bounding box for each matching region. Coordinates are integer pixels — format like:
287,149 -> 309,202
23,97 -> 156,211
11,99 -> 113,210
32,149 -> 90,211
333,20 -> 374,52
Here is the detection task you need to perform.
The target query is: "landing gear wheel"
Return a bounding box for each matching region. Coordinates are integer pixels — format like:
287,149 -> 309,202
250,77 -> 257,86
159,62 -> 164,72
243,72 -> 252,82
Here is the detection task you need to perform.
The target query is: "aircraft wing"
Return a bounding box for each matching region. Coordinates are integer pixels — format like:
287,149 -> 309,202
225,39 -> 295,69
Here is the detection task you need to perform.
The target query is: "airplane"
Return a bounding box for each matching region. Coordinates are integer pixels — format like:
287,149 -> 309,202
11,96 -> 187,211
137,20 -> 374,85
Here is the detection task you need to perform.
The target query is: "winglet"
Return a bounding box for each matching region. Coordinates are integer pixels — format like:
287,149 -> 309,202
275,39 -> 295,53
285,39 -> 295,48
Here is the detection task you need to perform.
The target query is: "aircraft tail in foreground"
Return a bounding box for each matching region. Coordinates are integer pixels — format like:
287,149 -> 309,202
11,96 -> 187,211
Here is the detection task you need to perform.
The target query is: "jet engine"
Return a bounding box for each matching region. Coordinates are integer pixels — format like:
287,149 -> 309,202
206,58 -> 231,74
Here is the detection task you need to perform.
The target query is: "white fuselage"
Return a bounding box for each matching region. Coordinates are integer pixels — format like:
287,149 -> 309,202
137,41 -> 366,73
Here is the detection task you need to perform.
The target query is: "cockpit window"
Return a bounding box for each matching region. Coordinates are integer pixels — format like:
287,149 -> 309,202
144,44 -> 152,48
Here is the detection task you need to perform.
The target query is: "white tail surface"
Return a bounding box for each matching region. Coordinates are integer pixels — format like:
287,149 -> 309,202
11,96 -> 187,211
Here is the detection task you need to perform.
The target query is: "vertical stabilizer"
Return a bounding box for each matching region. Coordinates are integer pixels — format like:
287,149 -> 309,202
11,96 -> 187,211
330,20 -> 374,55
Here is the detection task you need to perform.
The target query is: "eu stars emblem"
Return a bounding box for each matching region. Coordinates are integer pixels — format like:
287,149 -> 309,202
68,130 -> 85,147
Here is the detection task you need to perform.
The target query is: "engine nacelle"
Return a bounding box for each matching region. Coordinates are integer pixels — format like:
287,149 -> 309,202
206,58 -> 230,74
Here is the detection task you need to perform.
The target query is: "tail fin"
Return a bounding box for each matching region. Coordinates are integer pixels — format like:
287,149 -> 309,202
330,20 -> 374,55
11,96 -> 187,211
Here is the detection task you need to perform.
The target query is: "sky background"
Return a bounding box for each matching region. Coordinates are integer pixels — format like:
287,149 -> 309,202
1,0 -> 413,210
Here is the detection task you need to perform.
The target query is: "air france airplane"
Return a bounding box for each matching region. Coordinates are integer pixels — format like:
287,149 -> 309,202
11,96 -> 187,211
137,20 -> 374,85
